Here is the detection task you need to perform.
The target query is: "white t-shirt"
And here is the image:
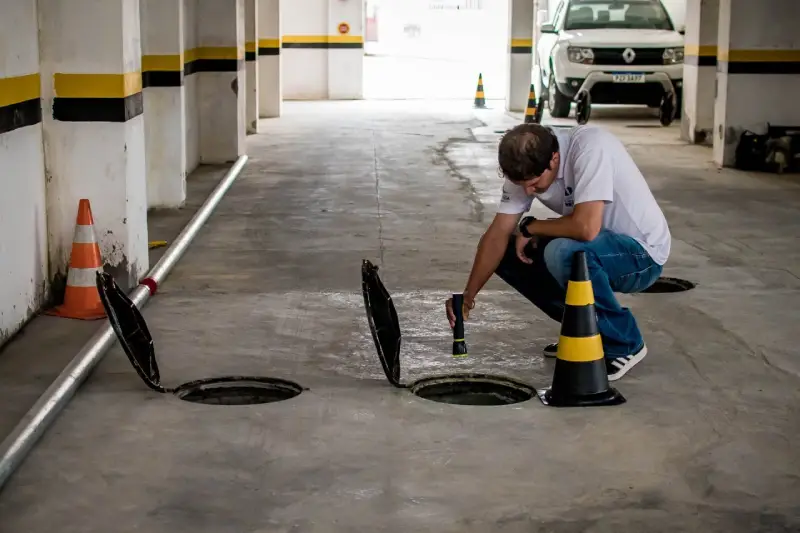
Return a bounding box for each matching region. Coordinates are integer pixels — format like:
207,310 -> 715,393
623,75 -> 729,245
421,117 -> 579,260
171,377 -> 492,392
497,125 -> 671,265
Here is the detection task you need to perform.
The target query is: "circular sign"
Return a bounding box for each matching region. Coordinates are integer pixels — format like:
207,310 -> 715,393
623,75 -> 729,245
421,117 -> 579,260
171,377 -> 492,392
338,22 -> 350,34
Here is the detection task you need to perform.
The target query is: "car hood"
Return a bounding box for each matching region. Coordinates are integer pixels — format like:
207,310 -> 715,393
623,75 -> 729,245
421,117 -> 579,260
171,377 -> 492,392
559,29 -> 683,48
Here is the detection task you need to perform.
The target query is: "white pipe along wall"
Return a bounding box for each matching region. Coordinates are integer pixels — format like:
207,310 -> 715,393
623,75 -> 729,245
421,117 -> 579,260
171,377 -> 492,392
0,0 -> 49,345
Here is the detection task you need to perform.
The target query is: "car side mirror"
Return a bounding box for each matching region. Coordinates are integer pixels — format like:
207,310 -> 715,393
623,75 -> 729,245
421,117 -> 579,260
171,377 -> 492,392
678,25 -> 685,35
540,23 -> 556,33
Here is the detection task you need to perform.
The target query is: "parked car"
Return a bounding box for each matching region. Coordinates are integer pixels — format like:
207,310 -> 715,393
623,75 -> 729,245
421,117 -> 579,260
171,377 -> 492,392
536,0 -> 684,125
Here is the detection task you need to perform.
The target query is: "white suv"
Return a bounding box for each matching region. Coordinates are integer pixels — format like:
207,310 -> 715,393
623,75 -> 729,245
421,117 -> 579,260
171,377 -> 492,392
537,0 -> 684,124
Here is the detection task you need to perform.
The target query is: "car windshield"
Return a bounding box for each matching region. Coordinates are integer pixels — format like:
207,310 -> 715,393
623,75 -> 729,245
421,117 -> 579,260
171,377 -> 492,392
563,0 -> 674,31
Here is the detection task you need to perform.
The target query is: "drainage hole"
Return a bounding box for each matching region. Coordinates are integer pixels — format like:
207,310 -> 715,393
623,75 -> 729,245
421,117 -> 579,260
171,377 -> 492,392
175,377 -> 303,406
411,377 -> 534,406
641,277 -> 696,293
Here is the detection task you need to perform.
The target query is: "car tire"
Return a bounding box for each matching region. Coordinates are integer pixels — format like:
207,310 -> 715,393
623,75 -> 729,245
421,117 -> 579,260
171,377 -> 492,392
548,69 -> 572,118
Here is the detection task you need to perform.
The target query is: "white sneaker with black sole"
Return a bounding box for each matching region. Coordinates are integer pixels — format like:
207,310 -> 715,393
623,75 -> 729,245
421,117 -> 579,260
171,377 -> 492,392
542,342 -> 647,381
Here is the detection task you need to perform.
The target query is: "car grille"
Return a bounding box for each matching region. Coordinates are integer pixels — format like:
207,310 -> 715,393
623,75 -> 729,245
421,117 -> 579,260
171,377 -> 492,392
592,47 -> 665,66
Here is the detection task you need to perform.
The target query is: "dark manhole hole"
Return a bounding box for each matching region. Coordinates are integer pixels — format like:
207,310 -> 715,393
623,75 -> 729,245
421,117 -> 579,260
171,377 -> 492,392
409,375 -> 535,406
641,277 -> 696,293
174,377 -> 303,406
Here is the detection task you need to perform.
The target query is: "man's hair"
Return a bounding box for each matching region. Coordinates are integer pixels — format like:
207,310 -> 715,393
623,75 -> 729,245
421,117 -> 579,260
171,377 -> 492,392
497,124 -> 559,183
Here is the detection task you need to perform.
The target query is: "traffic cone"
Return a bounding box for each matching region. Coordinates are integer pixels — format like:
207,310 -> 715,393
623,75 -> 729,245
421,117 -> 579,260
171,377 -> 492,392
474,73 -> 486,108
537,251 -> 625,407
524,83 -> 539,123
45,199 -> 107,320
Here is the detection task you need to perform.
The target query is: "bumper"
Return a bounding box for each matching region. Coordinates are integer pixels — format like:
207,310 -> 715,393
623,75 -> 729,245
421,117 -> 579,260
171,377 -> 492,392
557,71 -> 681,105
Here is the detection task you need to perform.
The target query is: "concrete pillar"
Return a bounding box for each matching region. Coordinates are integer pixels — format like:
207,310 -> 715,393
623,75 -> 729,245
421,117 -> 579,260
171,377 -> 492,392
506,0 -> 534,112
327,0 -> 364,99
681,0 -> 718,145
245,0 -> 259,133
713,0 -> 800,167
257,0 -> 281,117
38,0 -> 149,292
141,0 -> 188,209
282,0 -> 363,100
183,0 -> 200,173
0,0 -> 48,343
196,0 -> 246,163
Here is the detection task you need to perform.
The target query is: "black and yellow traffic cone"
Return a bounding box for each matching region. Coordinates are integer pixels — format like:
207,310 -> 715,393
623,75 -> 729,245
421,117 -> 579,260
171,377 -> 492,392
524,83 -> 539,123
537,251 -> 626,407
474,73 -> 486,108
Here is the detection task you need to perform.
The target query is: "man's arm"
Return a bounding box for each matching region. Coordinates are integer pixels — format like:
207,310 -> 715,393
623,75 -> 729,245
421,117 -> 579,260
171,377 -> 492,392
523,200 -> 604,242
463,211 -> 521,299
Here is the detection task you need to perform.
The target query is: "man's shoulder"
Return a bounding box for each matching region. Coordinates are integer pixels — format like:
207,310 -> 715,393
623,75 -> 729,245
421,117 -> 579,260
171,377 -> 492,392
570,124 -> 617,145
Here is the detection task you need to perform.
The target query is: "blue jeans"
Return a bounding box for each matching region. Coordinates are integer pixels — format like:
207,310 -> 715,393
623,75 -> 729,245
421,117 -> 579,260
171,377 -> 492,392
494,230 -> 663,357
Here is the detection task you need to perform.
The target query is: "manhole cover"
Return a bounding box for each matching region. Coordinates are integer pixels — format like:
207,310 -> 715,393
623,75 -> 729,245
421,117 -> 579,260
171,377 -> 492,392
409,375 -> 535,406
174,377 -> 303,405
641,277 -> 696,293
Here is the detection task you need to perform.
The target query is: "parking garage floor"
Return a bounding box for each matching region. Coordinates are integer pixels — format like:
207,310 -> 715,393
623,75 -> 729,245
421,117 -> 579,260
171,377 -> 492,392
0,100 -> 799,532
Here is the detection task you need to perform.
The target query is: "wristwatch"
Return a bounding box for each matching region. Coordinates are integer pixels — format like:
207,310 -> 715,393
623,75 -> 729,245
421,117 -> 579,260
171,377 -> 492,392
518,215 -> 536,238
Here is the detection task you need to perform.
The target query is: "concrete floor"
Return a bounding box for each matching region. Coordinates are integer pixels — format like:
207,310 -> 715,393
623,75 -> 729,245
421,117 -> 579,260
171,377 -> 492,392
0,101 -> 799,532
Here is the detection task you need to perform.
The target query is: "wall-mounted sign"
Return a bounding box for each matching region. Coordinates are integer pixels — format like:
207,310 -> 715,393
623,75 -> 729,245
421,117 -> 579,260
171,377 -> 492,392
338,22 -> 350,34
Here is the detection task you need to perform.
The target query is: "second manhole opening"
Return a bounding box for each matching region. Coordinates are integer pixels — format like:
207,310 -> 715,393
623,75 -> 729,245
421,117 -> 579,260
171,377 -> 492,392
361,259 -> 537,406
642,277 -> 696,293
409,374 -> 535,406
175,377 -> 303,405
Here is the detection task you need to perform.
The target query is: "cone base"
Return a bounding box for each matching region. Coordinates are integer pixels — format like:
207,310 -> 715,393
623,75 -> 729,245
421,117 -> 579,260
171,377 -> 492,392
536,385 -> 626,407
44,304 -> 107,320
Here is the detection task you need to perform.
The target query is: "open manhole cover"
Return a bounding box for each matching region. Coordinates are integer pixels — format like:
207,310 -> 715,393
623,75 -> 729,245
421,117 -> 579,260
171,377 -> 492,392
175,377 -> 303,405
96,272 -> 304,405
641,277 -> 696,293
409,375 -> 534,406
361,259 -> 536,406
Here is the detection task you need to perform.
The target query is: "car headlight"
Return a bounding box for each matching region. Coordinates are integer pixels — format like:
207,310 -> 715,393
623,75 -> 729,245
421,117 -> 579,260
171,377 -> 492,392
663,47 -> 684,64
567,47 -> 594,64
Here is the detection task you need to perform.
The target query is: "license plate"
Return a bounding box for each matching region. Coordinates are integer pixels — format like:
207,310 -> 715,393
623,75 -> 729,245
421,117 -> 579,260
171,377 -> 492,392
611,73 -> 646,83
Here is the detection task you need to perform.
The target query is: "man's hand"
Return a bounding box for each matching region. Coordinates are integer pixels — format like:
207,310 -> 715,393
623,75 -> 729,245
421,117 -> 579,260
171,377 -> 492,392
515,234 -> 535,264
445,293 -> 475,328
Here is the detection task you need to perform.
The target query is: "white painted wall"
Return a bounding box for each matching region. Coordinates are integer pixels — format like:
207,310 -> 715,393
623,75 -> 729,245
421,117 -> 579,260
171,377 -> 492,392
283,0 -> 328,99
713,0 -> 800,166
506,0 -> 533,112
327,0 -> 363,99
184,0 -> 200,173
0,1 -> 47,345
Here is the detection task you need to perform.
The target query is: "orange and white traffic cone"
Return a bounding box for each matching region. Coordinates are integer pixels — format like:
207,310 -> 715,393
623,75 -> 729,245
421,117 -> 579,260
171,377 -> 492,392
46,199 -> 107,320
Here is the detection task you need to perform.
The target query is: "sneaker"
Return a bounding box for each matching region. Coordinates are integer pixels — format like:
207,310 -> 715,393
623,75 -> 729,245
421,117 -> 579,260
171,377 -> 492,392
543,342 -> 558,358
606,344 -> 648,381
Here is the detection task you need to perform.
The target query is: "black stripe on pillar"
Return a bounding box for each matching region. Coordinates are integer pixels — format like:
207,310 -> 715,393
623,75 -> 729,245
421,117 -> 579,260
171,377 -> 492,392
192,59 -> 245,72
53,93 -> 144,122
0,98 -> 42,134
258,47 -> 280,56
685,55 -> 717,67
142,71 -> 184,88
722,61 -> 800,74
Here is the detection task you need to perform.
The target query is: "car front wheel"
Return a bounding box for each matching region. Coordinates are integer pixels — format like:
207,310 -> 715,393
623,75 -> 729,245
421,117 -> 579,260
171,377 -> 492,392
547,69 -> 572,118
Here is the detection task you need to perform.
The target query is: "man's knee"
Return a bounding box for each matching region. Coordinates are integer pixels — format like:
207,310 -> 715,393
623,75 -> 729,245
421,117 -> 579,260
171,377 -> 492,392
543,238 -> 585,287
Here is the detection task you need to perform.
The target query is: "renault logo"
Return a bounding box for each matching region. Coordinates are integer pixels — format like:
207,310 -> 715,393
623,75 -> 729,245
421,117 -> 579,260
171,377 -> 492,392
623,48 -> 636,63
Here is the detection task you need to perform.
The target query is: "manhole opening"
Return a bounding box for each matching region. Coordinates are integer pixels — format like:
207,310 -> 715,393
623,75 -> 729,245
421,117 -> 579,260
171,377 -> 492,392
174,377 -> 303,406
642,277 -> 696,293
410,376 -> 535,406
